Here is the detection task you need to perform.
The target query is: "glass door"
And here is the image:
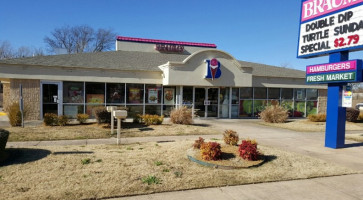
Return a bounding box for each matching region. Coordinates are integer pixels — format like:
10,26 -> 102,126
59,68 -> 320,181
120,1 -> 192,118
207,88 -> 219,117
219,87 -> 230,118
194,87 -> 220,118
194,88 -> 206,117
42,82 -> 62,117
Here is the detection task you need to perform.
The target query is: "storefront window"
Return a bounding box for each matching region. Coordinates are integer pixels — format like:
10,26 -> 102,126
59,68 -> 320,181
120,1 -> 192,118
294,89 -> 306,101
306,101 -> 318,115
183,86 -> 193,105
254,88 -> 267,99
163,105 -> 175,117
254,100 -> 267,116
231,88 -> 239,104
281,88 -> 293,100
145,105 -> 161,115
239,100 -> 253,117
306,89 -> 318,100
231,105 -> 239,118
268,100 -> 280,106
127,105 -> 143,118
240,87 -> 253,99
219,88 -> 229,118
268,88 -> 280,99
294,101 -> 305,117
126,84 -> 144,104
86,105 -> 104,118
86,82 -> 105,104
63,105 -> 84,119
106,83 -> 125,104
281,100 -> 293,117
63,82 -> 84,103
163,87 -> 176,105
145,84 -> 162,104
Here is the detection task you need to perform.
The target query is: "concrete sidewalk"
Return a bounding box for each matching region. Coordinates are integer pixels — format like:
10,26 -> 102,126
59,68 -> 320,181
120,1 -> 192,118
5,119 -> 363,199
113,174 -> 363,200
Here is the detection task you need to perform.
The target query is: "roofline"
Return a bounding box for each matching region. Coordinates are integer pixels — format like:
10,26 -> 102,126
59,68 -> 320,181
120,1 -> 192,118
116,36 -> 217,48
168,49 -> 242,67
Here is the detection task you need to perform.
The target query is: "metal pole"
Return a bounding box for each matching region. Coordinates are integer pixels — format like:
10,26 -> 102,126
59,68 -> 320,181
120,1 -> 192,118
111,107 -> 114,135
117,118 -> 121,145
19,84 -> 24,128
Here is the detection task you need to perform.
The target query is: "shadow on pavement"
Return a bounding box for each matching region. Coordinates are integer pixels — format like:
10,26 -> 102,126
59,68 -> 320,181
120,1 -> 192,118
344,142 -> 363,148
0,148 -> 51,167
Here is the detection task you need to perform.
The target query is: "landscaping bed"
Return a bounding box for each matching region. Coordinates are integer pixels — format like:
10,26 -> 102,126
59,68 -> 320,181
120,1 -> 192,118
0,141 -> 355,200
187,144 -> 265,169
4,122 -> 219,142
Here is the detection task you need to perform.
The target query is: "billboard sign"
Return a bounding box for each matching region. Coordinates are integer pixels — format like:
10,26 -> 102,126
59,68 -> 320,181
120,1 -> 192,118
298,1 -> 363,58
306,59 -> 362,84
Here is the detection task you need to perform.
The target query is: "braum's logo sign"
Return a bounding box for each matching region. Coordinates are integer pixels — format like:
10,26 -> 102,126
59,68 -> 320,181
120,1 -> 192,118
205,58 -> 221,80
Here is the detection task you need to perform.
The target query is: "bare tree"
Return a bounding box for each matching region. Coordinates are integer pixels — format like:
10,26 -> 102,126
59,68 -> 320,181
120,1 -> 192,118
93,28 -> 115,52
44,25 -> 116,54
0,40 -> 14,59
0,41 -> 45,59
16,46 -> 32,58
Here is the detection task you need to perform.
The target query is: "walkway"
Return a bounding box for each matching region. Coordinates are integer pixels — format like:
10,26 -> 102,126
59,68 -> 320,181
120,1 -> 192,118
5,119 -> 363,199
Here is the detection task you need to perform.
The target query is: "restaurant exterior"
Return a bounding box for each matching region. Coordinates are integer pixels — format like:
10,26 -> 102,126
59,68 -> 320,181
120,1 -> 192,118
0,36 -> 325,120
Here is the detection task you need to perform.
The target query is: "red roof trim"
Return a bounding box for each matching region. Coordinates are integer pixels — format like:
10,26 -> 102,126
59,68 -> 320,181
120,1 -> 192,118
116,36 -> 217,48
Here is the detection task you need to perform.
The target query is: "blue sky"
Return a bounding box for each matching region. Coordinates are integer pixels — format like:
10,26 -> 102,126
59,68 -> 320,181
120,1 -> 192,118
1,0 -> 362,71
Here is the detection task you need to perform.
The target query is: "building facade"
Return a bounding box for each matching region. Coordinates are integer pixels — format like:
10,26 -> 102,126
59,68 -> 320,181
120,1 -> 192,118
0,36 -> 326,120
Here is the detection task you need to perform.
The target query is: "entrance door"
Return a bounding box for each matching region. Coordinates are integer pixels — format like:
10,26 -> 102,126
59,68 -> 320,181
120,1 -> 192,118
194,88 -> 206,117
194,87 -> 219,118
41,82 -> 62,117
207,88 -> 219,117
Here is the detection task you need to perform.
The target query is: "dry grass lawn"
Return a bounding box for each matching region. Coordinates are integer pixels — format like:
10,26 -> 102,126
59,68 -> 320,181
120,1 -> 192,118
346,133 -> 363,142
5,122 -> 219,142
0,140 -> 355,200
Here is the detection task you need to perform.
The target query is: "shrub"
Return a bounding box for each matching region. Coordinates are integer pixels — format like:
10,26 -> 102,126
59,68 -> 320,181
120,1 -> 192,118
259,105 -> 288,123
193,137 -> 205,149
200,142 -> 221,161
6,102 -> 21,127
77,114 -> 89,124
81,158 -> 91,165
223,129 -> 239,145
170,106 -> 193,125
57,115 -> 69,126
43,113 -> 58,126
238,139 -> 261,161
133,114 -> 142,123
308,113 -> 326,122
138,114 -> 164,125
346,108 -> 360,122
142,175 -> 161,185
94,107 -> 111,124
0,129 -> 10,152
358,113 -> 363,121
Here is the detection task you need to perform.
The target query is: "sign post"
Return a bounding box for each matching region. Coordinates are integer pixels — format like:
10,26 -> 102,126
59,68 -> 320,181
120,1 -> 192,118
19,84 -> 24,128
325,52 -> 349,148
298,1 -> 363,148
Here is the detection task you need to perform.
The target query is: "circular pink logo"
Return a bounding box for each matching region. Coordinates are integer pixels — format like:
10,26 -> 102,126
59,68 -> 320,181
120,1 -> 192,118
211,58 -> 218,66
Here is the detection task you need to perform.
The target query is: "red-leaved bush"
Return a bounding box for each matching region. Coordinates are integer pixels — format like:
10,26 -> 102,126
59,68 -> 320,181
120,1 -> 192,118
238,139 -> 261,161
200,142 -> 221,161
193,137 -> 205,149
